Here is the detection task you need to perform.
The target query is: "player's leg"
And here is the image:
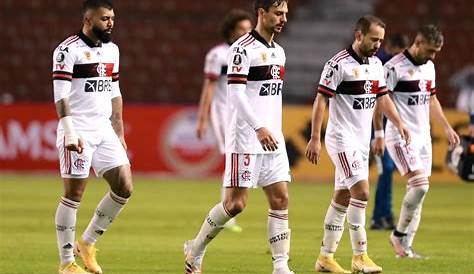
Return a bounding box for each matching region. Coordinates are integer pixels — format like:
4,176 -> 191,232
76,128 -> 131,274
386,142 -> 428,257
263,181 -> 292,274
259,152 -> 293,274
185,152 -> 256,273
371,151 -> 396,230
211,104 -> 242,232
55,134 -> 92,274
185,187 -> 248,274
348,179 -> 383,273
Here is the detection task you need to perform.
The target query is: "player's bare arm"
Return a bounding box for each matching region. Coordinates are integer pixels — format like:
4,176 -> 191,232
55,98 -> 84,153
196,78 -> 217,139
371,102 -> 385,156
111,96 -> 127,149
376,94 -> 411,144
429,94 -> 460,148
305,93 -> 328,164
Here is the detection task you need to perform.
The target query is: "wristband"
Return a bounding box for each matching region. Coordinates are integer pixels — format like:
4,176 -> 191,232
374,130 -> 384,138
60,116 -> 78,146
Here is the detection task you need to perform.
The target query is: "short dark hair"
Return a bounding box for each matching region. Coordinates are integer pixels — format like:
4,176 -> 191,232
253,0 -> 288,16
354,15 -> 385,35
82,0 -> 113,14
386,33 -> 409,49
417,24 -> 444,46
220,9 -> 253,42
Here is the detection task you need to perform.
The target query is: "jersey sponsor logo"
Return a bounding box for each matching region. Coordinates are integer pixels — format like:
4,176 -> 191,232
269,231 -> 289,243
259,83 -> 282,96
58,46 -> 69,52
407,94 -> 430,105
55,64 -> 66,70
84,79 -> 112,92
233,46 -> 247,56
232,66 -> 243,73
353,97 -> 376,109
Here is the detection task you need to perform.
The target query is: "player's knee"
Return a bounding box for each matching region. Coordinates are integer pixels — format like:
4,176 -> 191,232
412,183 -> 429,197
225,199 -> 246,216
269,192 -> 289,210
352,190 -> 370,201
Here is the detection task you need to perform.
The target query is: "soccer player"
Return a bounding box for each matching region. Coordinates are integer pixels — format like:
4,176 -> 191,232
305,16 -> 410,273
385,25 -> 460,258
370,33 -> 410,230
185,1 -> 294,273
52,1 -> 132,273
196,9 -> 253,233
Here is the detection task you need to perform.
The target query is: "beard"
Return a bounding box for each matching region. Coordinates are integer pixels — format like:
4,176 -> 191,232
92,26 -> 112,43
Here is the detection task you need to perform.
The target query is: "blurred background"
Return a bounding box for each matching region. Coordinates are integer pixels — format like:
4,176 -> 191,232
0,0 -> 473,180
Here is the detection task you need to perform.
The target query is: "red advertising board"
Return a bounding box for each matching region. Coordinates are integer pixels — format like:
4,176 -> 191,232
0,104 -> 224,175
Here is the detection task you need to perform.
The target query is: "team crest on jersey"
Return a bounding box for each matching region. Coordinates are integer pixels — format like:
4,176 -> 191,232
261,52 -> 267,62
270,65 -> 281,79
84,51 -> 91,60
418,79 -> 430,91
96,63 -> 107,77
363,80 -> 373,93
74,158 -> 87,171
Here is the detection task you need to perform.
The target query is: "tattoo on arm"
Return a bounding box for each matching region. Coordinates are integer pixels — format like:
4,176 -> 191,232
55,98 -> 71,118
111,97 -> 124,137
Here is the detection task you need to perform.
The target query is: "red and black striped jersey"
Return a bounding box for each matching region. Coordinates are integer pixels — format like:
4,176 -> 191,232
52,31 -> 121,132
317,46 -> 387,153
385,50 -> 437,141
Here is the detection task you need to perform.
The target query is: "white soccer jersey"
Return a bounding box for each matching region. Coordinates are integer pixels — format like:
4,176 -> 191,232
317,47 -> 387,153
226,30 -> 286,154
204,43 -> 230,107
384,50 -> 436,141
52,31 -> 121,132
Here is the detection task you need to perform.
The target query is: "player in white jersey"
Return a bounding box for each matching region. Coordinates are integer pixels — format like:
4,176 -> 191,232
52,1 -> 132,273
196,9 -> 252,233
185,1 -> 294,274
383,25 -> 460,258
305,16 -> 410,273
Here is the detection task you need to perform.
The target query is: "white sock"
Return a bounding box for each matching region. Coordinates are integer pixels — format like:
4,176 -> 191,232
347,198 -> 368,255
82,191 -> 128,245
192,202 -> 231,255
396,175 -> 429,234
406,205 -> 422,247
55,197 -> 80,265
320,200 -> 347,256
268,209 -> 290,270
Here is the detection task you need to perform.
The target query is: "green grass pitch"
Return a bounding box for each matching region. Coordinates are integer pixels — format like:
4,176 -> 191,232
0,174 -> 473,273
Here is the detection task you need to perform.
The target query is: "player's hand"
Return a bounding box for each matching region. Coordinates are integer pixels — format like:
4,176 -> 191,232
397,124 -> 411,145
305,138 -> 321,165
256,127 -> 278,151
445,127 -> 460,149
371,137 -> 385,156
65,137 -> 84,154
119,136 -> 128,150
196,120 -> 208,140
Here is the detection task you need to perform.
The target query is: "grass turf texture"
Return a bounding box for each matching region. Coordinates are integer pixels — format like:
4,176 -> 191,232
0,174 -> 473,274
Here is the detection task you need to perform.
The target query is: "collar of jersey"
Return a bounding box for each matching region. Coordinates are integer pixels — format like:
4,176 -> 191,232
250,29 -> 275,48
347,45 -> 369,65
403,49 -> 425,66
78,30 -> 102,48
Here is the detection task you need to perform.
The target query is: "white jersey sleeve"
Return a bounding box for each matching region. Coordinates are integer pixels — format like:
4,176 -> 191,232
227,45 -> 263,130
384,62 -> 398,92
204,48 -> 222,80
375,58 -> 388,95
52,44 -> 76,102
111,45 -> 121,98
317,59 -> 343,97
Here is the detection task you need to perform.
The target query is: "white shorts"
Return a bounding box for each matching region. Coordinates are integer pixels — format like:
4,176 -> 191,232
328,150 -> 369,190
386,139 -> 432,176
210,102 -> 226,154
223,152 -> 291,188
56,125 -> 130,179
